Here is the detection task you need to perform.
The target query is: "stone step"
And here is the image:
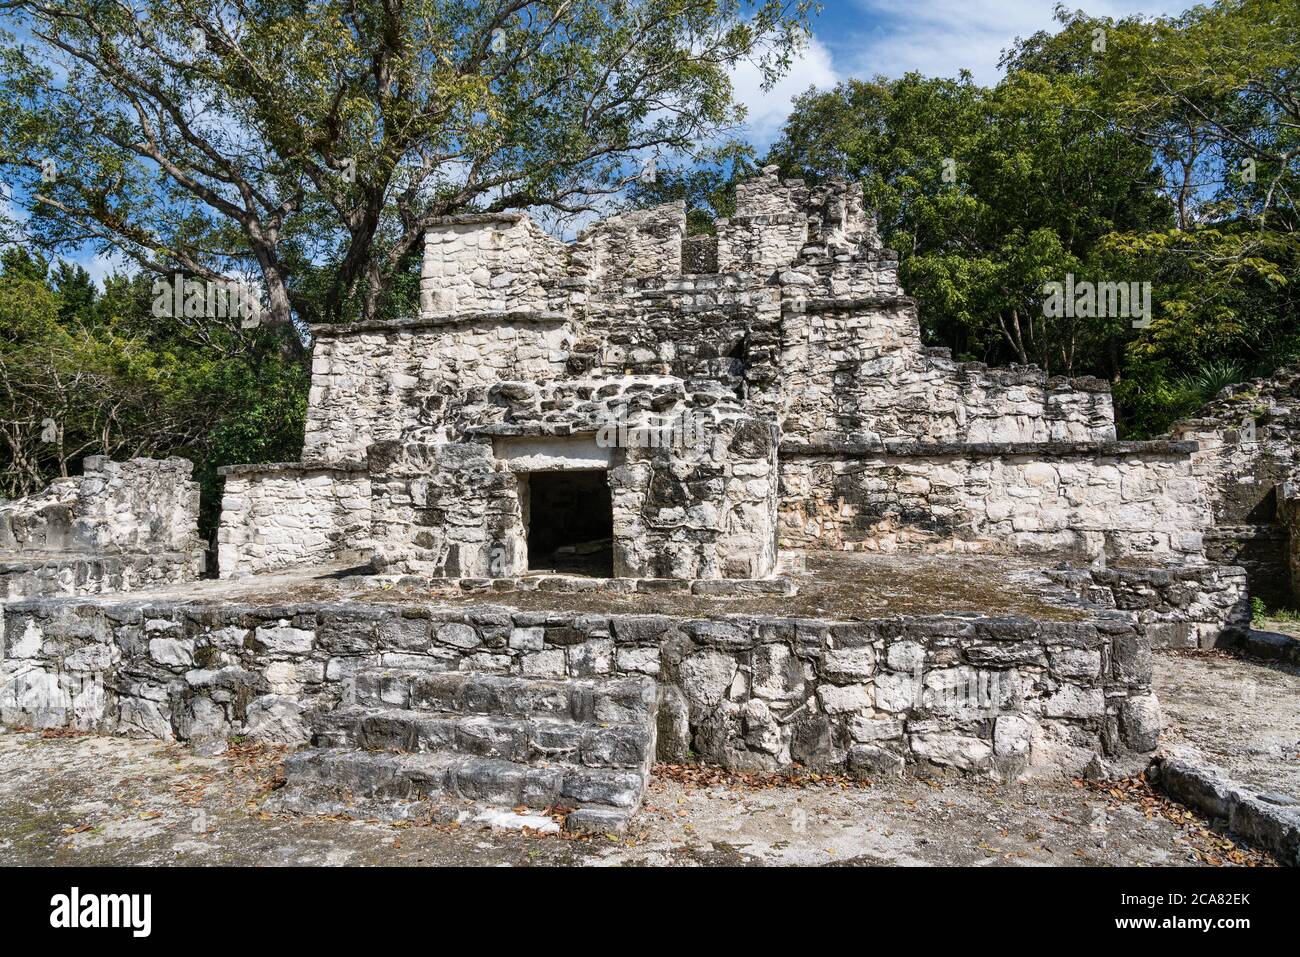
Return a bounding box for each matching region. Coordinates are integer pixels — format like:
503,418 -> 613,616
352,669 -> 656,725
309,705 -> 653,768
275,747 -> 648,832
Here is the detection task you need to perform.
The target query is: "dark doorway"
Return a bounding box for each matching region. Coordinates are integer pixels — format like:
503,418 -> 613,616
525,470 -> 614,576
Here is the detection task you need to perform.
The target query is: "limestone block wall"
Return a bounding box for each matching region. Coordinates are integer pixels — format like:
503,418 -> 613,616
570,203 -> 685,283
368,440 -> 526,577
779,300 -> 1116,446
716,213 -> 807,275
0,598 -> 1159,780
714,166 -> 876,277
304,315 -> 575,461
420,214 -> 569,315
574,275 -> 782,393
216,464 -> 371,577
778,441 -> 1209,562
1044,565 -> 1250,650
0,456 -> 202,645
1170,367 -> 1300,606
0,554 -> 201,606
449,375 -> 742,442
0,456 -> 201,556
611,415 -> 779,580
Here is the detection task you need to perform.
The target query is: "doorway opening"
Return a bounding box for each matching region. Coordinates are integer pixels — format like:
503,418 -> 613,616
523,470 -> 614,576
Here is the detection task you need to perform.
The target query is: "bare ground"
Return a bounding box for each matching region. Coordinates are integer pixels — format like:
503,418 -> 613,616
24,553 -> 1090,622
0,729 -> 1276,867
1154,649 -> 1300,802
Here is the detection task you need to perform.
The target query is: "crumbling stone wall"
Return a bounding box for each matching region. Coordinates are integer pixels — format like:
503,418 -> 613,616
0,456 -> 203,644
0,456 -> 200,556
368,440 -> 525,578
571,202 -> 686,282
778,441 -> 1209,562
574,276 -> 782,399
1170,367 -> 1300,606
0,554 -> 198,606
1,597 -> 1159,779
420,213 -> 569,315
304,314 -> 575,462
1044,565 -> 1249,649
779,301 -> 1115,446
216,463 -> 371,577
612,414 -> 779,580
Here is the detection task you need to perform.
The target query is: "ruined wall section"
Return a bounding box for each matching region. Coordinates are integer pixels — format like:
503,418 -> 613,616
572,275 -> 784,415
420,213 -> 570,315
779,311 -> 1114,447
570,202 -> 686,283
304,315 -> 575,462
779,442 -> 1209,563
216,463 -> 371,578
2,598 -> 1159,779
0,456 -> 201,557
1170,367 -> 1300,606
368,440 -> 525,578
0,457 -> 203,612
715,170 -> 809,276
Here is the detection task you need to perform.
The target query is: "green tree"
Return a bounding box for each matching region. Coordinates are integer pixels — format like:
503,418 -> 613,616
0,0 -> 815,339
765,69 -> 1166,376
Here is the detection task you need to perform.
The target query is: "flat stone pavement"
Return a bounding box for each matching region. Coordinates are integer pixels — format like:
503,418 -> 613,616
0,730 -> 1277,867
1154,648 -> 1300,802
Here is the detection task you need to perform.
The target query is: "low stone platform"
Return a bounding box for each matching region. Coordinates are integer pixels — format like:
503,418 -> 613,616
1152,650 -> 1300,863
46,552 -> 1095,619
0,548 -> 1164,795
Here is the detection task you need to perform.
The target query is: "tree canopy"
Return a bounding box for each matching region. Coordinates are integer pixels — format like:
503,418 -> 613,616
0,0 -> 815,337
761,1 -> 1298,434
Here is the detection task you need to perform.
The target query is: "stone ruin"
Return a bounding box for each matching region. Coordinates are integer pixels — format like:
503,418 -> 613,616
217,166 -> 1210,583
0,167 -> 1295,832
0,456 -> 203,609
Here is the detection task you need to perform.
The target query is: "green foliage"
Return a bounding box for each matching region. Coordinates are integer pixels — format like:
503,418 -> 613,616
762,1 -> 1299,434
765,68 -> 1166,375
0,255 -> 307,540
0,0 -> 815,330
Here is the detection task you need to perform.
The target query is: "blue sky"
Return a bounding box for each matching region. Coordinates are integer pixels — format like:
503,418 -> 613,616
729,0 -> 1188,146
32,1 -> 1192,284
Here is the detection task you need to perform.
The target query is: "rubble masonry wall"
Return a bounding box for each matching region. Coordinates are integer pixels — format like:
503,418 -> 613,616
778,442 -> 1209,562
1,598 -> 1159,781
216,464 -> 371,577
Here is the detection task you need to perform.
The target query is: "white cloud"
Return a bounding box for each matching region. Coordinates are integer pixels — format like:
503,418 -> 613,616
728,33 -> 840,147
836,0 -> 1187,85
78,250 -> 134,289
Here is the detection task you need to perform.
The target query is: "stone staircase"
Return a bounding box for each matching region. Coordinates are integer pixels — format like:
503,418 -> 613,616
269,666 -> 659,833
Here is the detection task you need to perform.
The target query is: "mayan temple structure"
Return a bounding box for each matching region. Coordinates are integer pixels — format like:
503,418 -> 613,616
216,166 -> 1211,582
1,167 -> 1289,834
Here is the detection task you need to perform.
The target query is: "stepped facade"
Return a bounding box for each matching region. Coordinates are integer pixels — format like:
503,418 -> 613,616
2,167 -> 1293,832
216,167 -> 1211,583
